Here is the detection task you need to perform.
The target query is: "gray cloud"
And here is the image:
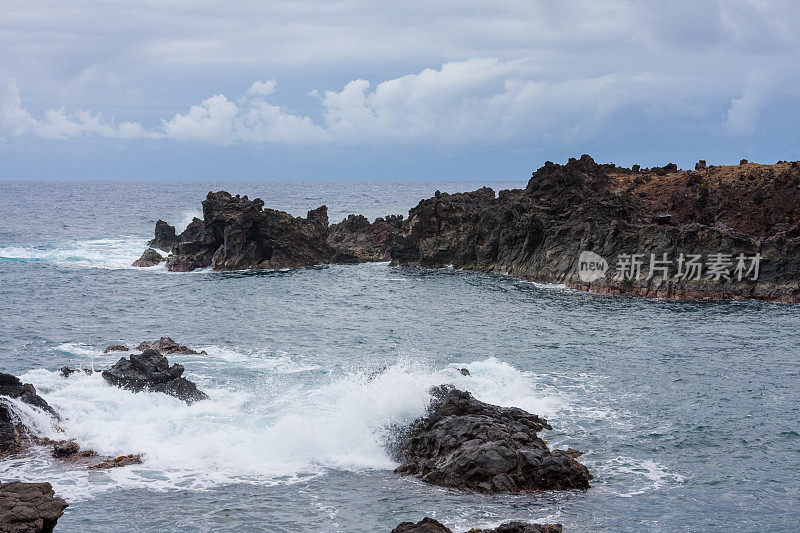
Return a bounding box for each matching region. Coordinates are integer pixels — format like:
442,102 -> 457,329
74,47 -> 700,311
1,1 -> 799,148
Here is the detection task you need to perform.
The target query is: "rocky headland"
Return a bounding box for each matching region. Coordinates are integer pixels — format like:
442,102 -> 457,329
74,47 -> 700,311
392,386 -> 591,493
134,156 -> 800,302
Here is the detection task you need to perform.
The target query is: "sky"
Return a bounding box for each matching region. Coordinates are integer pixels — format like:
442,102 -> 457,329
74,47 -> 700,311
1,0 -> 799,180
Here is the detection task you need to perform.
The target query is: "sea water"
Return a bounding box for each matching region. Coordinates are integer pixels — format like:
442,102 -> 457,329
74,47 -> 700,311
0,180 -> 798,532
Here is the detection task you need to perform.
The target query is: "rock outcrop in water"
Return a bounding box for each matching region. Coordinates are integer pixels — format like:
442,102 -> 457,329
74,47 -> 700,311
391,517 -> 562,533
392,386 -> 591,493
101,349 -> 207,403
134,157 -> 800,301
1,373 -> 58,457
131,248 -> 165,267
0,481 -> 68,533
133,337 -> 206,355
389,156 -> 800,302
164,191 -> 336,271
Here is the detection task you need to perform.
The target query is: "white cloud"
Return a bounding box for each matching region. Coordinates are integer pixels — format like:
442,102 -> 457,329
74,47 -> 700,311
0,80 -> 150,140
1,59 -> 776,146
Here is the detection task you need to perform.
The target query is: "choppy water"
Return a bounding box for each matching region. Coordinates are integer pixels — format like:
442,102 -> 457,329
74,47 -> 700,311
0,180 -> 799,532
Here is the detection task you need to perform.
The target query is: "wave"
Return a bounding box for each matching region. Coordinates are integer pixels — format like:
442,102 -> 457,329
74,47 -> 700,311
1,357 -> 571,500
0,238 -> 154,270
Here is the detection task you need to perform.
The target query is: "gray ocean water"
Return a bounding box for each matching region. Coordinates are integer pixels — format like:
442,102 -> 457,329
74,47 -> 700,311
0,180 -> 798,532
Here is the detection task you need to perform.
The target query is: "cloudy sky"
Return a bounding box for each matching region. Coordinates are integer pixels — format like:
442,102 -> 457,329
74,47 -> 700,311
1,0 -> 799,179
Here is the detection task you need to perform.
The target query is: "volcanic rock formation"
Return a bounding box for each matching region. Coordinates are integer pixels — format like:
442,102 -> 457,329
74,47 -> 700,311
392,386 -> 591,493
101,349 -> 208,403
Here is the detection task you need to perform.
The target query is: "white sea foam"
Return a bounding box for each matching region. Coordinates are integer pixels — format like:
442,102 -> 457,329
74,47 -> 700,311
0,238 -> 155,270
3,357 -> 574,500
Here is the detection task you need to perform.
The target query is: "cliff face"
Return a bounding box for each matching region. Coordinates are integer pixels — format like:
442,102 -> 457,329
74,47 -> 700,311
389,155 -> 800,302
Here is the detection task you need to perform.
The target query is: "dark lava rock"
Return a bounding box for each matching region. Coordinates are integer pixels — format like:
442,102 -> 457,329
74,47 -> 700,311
51,440 -> 79,458
391,518 -> 562,533
392,386 -> 591,493
131,248 -> 165,267
466,523 -> 562,533
328,213 -> 403,262
459,368 -> 470,376
101,349 -> 208,403
103,345 -> 129,353
165,191 -> 336,271
389,155 -> 800,302
1,374 -> 58,457
392,517 -> 451,533
0,374 -> 56,419
134,337 -> 205,355
148,220 -> 179,252
0,481 -> 68,533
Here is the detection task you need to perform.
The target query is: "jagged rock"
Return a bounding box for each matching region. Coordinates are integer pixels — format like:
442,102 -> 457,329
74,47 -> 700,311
0,481 -> 68,533
459,368 -> 470,376
392,386 -> 591,493
101,349 -> 207,403
1,374 -> 58,458
0,374 -> 56,419
103,345 -> 129,353
134,337 -> 205,355
391,518 -> 562,533
164,191 -> 335,271
178,217 -> 203,243
328,213 -> 403,262
148,220 -> 179,252
131,248 -> 165,267
389,155 -> 800,302
695,160 -> 707,171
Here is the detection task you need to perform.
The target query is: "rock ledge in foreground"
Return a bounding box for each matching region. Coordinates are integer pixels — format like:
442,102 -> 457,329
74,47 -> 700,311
0,481 -> 68,533
392,386 -> 591,493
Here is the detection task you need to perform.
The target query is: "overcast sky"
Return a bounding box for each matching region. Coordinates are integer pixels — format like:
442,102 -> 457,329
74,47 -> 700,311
1,0 -> 799,179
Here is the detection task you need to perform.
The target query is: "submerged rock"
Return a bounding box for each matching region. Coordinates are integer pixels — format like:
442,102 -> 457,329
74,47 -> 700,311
101,349 -> 208,403
134,337 -> 205,355
392,386 -> 591,493
391,518 -> 562,533
0,481 -> 68,533
131,248 -> 165,267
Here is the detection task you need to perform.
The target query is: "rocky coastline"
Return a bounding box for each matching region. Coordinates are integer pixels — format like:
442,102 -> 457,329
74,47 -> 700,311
134,156 -> 800,302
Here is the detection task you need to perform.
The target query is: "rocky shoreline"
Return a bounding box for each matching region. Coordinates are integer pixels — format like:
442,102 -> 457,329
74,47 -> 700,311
134,156 -> 800,302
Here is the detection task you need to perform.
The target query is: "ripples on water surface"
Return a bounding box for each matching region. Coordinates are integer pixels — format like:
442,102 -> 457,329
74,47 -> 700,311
0,181 -> 799,532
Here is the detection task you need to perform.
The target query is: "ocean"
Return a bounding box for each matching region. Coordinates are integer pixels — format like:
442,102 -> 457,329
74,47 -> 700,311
0,180 -> 799,532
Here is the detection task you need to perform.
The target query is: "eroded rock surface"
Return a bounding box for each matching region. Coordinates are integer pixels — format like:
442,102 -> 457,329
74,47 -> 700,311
101,349 -> 207,403
0,481 -> 68,533
328,214 -> 403,262
389,156 -> 800,302
1,374 -> 58,457
165,191 -> 335,271
392,386 -> 591,493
